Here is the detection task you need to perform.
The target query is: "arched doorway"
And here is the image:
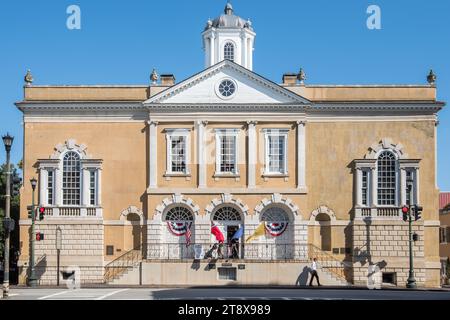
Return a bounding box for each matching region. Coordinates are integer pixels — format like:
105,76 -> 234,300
316,213 -> 331,252
163,206 -> 194,259
211,205 -> 243,259
126,213 -> 142,250
260,206 -> 294,259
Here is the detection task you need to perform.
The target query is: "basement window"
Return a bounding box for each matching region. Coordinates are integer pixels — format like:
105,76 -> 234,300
106,245 -> 114,256
218,267 -> 237,281
382,272 -> 397,285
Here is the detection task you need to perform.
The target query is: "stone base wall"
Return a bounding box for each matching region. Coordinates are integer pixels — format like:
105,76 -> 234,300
18,266 -> 104,285
351,219 -> 426,286
18,220 -> 104,285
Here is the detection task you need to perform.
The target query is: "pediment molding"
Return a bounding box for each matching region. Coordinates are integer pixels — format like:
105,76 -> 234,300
144,60 -> 311,105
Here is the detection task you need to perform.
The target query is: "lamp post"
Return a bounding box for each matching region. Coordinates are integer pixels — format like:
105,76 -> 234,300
2,133 -> 13,299
406,179 -> 417,289
28,177 -> 38,287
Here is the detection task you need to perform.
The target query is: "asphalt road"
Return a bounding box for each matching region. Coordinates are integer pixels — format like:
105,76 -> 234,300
3,287 -> 450,300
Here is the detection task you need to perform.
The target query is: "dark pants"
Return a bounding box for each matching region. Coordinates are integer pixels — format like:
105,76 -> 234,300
309,270 -> 321,286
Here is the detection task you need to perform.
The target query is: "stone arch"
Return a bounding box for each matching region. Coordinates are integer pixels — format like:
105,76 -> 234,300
365,138 -> 408,160
205,193 -> 249,220
120,206 -> 145,224
254,193 -> 300,222
309,205 -> 337,223
51,139 -> 90,159
154,194 -> 200,222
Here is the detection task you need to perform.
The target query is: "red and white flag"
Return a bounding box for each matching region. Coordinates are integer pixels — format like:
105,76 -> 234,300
211,223 -> 225,243
185,222 -> 192,247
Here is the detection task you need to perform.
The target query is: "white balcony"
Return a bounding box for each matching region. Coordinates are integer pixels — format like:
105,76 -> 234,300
355,207 -> 401,220
42,206 -> 103,218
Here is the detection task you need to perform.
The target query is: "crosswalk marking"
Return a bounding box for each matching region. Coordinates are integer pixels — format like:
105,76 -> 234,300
95,289 -> 129,300
38,291 -> 69,300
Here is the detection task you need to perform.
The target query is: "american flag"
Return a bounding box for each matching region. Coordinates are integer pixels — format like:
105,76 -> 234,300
185,222 -> 192,247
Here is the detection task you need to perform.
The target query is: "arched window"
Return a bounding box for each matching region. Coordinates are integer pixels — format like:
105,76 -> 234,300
224,42 -> 234,61
212,206 -> 241,221
261,207 -> 289,222
377,151 -> 397,206
62,151 -> 81,205
165,206 -> 194,221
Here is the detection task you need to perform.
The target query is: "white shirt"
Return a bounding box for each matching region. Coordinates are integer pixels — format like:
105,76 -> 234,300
311,261 -> 317,271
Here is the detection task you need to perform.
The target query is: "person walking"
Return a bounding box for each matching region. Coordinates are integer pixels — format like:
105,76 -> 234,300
309,257 -> 321,286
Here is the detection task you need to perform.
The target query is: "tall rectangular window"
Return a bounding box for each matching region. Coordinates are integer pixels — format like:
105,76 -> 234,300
90,170 -> 96,206
220,135 -> 236,173
406,169 -> 415,206
63,151 -> 81,206
377,151 -> 397,206
166,129 -> 190,175
264,129 -> 288,175
170,136 -> 186,173
361,170 -> 368,206
440,227 -> 447,244
215,129 -> 239,174
47,170 -> 54,205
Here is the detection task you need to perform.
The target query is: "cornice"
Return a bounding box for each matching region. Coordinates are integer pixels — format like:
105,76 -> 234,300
16,101 -> 145,112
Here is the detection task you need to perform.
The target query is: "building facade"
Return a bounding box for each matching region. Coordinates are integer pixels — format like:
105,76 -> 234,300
439,192 -> 450,284
16,3 -> 444,287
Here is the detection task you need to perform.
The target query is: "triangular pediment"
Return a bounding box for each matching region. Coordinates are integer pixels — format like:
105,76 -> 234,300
144,60 -> 310,105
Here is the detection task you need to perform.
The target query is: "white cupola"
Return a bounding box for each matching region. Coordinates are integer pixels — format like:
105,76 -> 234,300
202,2 -> 256,70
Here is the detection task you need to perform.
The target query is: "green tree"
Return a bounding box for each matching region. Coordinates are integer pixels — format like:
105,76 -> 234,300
0,163 -> 21,263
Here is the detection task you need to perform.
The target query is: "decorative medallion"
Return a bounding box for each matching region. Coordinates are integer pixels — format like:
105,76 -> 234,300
167,221 -> 191,237
265,221 -> 288,237
216,78 -> 237,100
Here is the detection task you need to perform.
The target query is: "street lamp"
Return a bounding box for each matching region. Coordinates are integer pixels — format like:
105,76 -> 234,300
28,177 -> 38,287
406,179 -> 417,289
2,133 -> 13,299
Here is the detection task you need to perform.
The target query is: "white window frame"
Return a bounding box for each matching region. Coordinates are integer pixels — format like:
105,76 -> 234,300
89,170 -> 97,206
215,129 -> 239,175
47,169 -> 55,206
375,150 -> 399,207
223,41 -> 235,62
263,129 -> 288,175
165,129 -> 191,175
361,169 -> 370,207
440,227 -> 447,244
62,151 -> 82,207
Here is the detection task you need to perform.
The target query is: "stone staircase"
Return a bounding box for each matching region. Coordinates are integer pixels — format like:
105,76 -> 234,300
106,244 -> 351,286
104,248 -> 142,284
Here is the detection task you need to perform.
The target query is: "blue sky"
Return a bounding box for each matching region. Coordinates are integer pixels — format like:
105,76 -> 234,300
0,0 -> 449,189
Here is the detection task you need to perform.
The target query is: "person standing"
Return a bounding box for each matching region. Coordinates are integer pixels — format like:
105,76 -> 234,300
309,258 -> 321,286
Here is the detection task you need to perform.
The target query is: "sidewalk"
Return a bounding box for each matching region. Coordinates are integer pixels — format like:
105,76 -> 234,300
10,283 -> 450,292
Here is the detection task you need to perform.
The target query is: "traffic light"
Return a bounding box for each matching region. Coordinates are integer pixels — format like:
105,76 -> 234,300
36,232 -> 44,241
38,207 -> 45,221
413,205 -> 423,221
401,206 -> 409,222
27,205 -> 34,219
10,176 -> 22,197
2,217 -> 15,232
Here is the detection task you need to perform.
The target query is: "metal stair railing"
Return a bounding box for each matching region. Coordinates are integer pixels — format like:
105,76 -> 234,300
103,246 -> 142,283
307,243 -> 350,283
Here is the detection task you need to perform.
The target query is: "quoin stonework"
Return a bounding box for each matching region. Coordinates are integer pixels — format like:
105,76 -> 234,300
16,3 -> 444,287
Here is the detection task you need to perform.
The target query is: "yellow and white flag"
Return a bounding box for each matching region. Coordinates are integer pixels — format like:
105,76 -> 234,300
245,222 -> 266,243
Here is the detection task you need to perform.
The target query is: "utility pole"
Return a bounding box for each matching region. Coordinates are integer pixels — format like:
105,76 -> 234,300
406,179 -> 417,289
28,177 -> 38,287
2,133 -> 14,299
